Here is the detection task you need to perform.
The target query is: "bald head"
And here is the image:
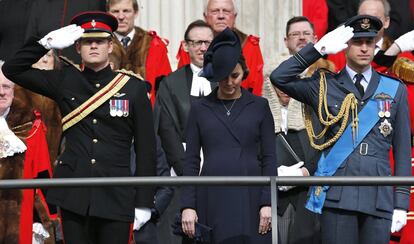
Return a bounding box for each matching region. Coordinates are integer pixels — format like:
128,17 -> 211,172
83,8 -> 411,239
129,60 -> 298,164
358,0 -> 390,39
204,0 -> 237,34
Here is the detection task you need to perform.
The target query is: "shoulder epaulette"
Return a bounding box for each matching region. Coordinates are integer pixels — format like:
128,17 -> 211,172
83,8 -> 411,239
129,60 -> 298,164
318,68 -> 336,76
59,56 -> 81,71
379,71 -> 403,83
115,69 -> 144,80
392,57 -> 414,84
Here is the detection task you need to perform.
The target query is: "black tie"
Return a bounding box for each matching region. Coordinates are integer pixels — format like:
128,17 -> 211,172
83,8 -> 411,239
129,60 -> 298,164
121,36 -> 130,49
354,73 -> 365,97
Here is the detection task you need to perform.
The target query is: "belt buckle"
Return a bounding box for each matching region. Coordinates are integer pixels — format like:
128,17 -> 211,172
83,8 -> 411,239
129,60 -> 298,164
359,142 -> 368,156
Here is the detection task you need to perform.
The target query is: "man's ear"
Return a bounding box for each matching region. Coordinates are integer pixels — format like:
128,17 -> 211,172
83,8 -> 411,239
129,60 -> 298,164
383,16 -> 390,29
108,40 -> 113,54
75,41 -> 81,54
183,41 -> 189,52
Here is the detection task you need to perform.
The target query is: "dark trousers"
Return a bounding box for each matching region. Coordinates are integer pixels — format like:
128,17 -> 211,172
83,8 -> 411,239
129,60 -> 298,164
156,187 -> 182,244
60,208 -> 131,244
321,207 -> 391,244
134,222 -> 158,244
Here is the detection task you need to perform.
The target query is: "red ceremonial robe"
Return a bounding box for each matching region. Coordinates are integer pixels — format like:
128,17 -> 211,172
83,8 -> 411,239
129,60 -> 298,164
176,28 -> 264,96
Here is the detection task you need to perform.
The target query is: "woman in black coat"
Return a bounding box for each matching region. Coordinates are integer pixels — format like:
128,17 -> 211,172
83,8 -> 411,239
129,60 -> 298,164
180,28 -> 276,244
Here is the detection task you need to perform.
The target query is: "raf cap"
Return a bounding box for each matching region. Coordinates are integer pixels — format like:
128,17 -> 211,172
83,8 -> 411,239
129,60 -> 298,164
344,15 -> 383,38
200,27 -> 242,83
70,11 -> 118,39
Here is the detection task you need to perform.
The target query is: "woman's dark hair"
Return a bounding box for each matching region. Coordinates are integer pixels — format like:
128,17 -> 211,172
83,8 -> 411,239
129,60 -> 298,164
238,54 -> 249,81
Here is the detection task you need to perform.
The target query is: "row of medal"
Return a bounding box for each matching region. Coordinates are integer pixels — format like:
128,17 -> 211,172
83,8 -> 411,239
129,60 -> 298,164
109,99 -> 129,117
376,99 -> 392,137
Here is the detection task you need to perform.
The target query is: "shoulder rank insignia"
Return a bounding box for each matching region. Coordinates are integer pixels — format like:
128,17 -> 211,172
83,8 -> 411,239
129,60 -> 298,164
59,56 -> 81,71
115,69 -> 144,80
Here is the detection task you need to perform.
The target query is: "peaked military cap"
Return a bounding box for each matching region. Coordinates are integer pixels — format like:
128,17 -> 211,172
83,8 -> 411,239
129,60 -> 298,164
345,15 -> 383,38
200,27 -> 242,83
70,11 -> 118,39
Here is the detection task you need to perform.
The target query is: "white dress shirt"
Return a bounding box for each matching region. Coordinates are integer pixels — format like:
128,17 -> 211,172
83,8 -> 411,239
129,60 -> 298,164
114,28 -> 136,47
190,64 -> 212,97
345,64 -> 372,92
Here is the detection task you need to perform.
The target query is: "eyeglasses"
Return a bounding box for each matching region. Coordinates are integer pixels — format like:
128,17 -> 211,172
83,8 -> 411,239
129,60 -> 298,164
287,31 -> 314,39
186,40 -> 212,48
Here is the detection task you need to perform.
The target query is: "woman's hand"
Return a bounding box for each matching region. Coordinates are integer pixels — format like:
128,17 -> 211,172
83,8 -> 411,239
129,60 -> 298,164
182,208 -> 198,238
258,206 -> 272,234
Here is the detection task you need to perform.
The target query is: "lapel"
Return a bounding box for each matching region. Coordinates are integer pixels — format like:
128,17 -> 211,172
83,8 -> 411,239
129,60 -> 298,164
336,69 -> 362,99
201,88 -> 254,143
362,69 -> 380,101
187,65 -> 218,93
184,65 -> 193,94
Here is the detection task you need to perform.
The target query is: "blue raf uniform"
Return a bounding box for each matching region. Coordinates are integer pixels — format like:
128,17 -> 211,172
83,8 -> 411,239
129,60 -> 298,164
270,15 -> 411,244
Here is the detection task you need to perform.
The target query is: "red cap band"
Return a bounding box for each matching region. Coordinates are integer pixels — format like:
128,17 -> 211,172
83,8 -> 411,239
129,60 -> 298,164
81,21 -> 111,32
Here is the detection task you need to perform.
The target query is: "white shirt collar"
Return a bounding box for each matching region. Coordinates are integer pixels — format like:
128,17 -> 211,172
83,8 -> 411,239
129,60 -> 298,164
0,107 -> 10,119
345,64 -> 372,91
190,63 -> 203,74
280,105 -> 288,134
114,28 -> 136,43
375,37 -> 384,55
190,64 -> 212,97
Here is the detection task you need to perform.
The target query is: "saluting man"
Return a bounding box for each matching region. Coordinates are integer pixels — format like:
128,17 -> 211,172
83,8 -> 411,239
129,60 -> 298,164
270,15 -> 411,244
2,11 -> 157,244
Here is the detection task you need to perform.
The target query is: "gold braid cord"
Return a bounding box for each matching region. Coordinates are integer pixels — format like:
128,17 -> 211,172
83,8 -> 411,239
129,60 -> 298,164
304,71 -> 359,150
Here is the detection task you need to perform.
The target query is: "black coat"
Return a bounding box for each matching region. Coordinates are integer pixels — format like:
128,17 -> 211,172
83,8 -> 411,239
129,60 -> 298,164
0,0 -> 33,61
2,38 -> 157,222
154,65 -> 217,175
182,88 -> 276,244
276,130 -> 320,244
276,130 -> 319,215
326,0 -> 359,32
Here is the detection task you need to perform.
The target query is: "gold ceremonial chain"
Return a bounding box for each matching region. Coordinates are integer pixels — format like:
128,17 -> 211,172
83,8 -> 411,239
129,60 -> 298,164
12,121 -> 35,140
304,71 -> 359,150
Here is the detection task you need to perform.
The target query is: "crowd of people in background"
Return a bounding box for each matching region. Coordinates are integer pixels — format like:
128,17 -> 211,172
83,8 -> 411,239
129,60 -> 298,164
0,0 -> 414,243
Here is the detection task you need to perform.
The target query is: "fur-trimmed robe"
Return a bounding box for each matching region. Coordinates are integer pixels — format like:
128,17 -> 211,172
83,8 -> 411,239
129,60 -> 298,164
112,26 -> 172,104
1,94 -> 55,244
14,85 -> 62,166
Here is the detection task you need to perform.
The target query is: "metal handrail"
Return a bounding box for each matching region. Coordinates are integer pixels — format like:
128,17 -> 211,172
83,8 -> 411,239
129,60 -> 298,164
0,176 -> 413,188
2,176 -> 413,244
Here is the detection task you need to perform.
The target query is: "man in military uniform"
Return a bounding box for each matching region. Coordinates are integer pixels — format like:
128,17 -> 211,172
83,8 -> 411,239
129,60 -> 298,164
270,15 -> 411,244
2,11 -> 156,244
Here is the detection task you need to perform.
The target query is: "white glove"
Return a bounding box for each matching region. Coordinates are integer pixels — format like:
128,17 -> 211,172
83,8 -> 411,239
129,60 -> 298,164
133,208 -> 152,231
38,24 -> 84,50
32,222 -> 50,244
394,30 -> 414,53
391,209 -> 407,233
314,25 -> 354,55
277,161 -> 304,191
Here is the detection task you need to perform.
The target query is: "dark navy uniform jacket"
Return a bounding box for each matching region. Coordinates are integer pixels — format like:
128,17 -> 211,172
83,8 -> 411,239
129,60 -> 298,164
270,43 -> 411,220
2,38 -> 157,222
